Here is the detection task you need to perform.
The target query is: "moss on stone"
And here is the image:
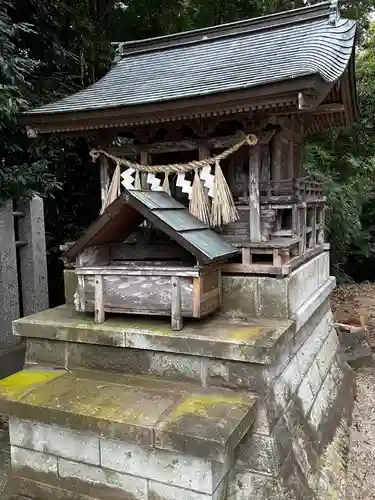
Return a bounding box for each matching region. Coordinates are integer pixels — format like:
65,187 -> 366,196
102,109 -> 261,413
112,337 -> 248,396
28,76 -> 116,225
0,370 -> 64,400
229,327 -> 263,341
167,393 -> 247,420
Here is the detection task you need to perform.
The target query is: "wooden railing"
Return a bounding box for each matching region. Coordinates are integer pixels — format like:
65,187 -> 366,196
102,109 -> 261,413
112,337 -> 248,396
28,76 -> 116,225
259,177 -> 325,202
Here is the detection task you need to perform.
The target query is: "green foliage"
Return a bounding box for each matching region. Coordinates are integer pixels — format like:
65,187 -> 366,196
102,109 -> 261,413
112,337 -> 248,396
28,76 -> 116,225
303,16 -> 375,281
0,0 -> 63,203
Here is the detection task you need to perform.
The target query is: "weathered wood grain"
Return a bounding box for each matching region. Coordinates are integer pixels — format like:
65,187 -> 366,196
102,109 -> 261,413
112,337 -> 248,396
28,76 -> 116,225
94,275 -> 105,323
77,266 -> 200,277
192,277 -> 201,317
77,246 -> 110,267
171,276 -> 183,330
81,274 -> 194,314
201,271 -> 219,294
110,241 -> 191,261
249,145 -> 261,242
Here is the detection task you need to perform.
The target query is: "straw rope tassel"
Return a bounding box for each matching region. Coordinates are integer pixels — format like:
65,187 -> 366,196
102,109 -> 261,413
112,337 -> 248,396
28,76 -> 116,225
100,162 -> 121,214
134,171 -> 142,190
93,132 -> 258,217
162,173 -> 171,195
189,170 -> 210,224
211,159 -> 238,227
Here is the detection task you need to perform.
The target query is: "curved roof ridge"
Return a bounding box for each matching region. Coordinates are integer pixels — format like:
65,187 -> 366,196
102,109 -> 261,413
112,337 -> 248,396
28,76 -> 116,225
21,2 -> 358,134
116,2 -> 334,58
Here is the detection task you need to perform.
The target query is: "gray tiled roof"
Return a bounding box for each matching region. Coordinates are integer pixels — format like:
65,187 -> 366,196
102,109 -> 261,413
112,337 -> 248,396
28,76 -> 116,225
63,189 -> 238,265
27,2 -> 356,116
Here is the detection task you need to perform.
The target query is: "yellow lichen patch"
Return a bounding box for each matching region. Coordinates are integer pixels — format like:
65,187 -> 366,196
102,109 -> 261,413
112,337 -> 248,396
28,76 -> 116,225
168,393 -> 247,420
127,323 -> 173,336
0,370 -> 64,400
229,326 -> 264,341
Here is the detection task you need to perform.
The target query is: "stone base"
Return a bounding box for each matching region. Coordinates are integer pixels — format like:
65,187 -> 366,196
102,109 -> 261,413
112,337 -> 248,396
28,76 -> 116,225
1,252 -> 355,500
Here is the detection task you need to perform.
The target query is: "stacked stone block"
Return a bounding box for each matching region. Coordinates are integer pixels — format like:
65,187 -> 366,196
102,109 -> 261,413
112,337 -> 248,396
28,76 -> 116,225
1,251 -> 355,500
9,419 -> 231,500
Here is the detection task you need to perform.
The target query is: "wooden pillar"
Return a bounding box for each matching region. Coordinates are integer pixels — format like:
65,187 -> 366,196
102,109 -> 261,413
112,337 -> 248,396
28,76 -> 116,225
94,274 -> 105,324
311,205 -> 317,248
171,276 -> 183,331
288,141 -> 295,179
199,147 -> 209,161
249,145 -> 261,242
272,134 -> 282,181
140,151 -> 149,189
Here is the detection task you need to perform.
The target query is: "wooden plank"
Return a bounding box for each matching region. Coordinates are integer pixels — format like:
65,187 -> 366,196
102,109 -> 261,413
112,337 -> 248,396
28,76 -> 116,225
201,288 -> 219,302
237,237 -> 300,249
192,277 -> 201,317
171,276 -> 183,331
76,267 -> 200,277
83,274 -> 193,314
110,242 -> 191,261
281,244 -> 325,274
222,263 -> 284,276
200,294 -> 220,316
94,275 -> 105,323
109,131 -> 271,158
249,145 -> 261,242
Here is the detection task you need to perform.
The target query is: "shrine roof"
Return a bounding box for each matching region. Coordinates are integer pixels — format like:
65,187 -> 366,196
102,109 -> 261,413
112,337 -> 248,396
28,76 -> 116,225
22,1 -> 358,134
63,189 -> 238,265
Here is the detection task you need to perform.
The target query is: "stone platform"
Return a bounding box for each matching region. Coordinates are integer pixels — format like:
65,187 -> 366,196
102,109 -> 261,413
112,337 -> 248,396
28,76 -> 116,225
0,252 -> 356,499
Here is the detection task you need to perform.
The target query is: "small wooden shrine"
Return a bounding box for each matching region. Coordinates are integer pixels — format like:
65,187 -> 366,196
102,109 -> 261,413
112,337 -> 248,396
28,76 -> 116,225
63,189 -> 237,330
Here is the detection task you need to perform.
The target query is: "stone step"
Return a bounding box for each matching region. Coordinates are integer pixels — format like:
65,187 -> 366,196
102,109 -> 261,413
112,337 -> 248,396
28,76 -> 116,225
14,304 -> 294,364
0,367 -> 257,464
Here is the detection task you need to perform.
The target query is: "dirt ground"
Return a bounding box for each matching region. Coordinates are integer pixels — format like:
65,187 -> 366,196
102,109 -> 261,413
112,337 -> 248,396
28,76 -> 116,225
332,282 -> 375,500
346,365 -> 375,500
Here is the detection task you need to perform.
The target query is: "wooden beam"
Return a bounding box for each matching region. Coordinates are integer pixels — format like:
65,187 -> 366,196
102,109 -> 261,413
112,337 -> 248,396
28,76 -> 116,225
249,145 -> 261,242
314,102 -> 345,114
109,131 -> 271,158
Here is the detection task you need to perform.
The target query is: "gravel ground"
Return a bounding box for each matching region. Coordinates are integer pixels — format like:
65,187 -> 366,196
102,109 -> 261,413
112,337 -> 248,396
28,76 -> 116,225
346,364 -> 375,500
0,425 -> 10,499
